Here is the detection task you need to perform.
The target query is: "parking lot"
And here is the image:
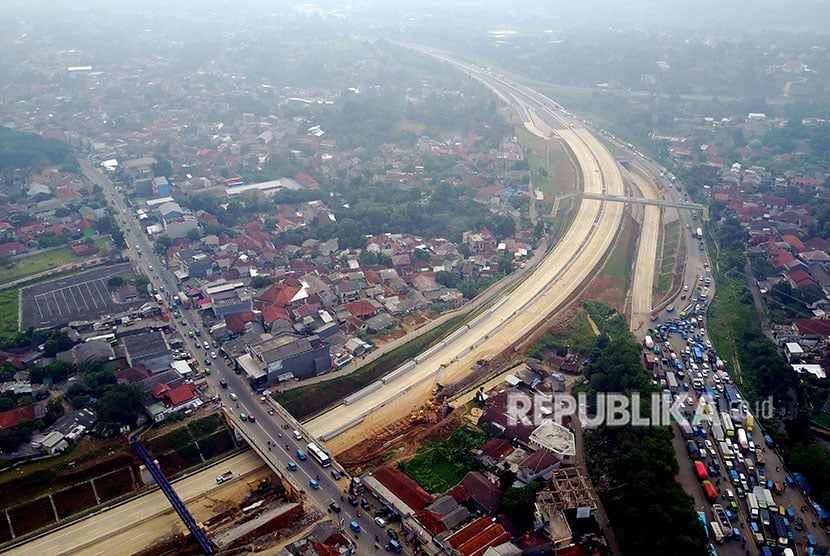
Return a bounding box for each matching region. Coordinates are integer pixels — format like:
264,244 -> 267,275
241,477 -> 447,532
20,262 -> 136,329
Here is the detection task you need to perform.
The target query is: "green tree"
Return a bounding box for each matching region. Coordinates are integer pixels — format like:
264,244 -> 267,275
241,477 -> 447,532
154,235 -> 172,254
151,158 -> 173,178
435,270 -> 458,288
107,276 -> 125,289
499,481 -> 543,529
42,332 -> 73,357
96,384 -> 145,427
250,275 -> 273,288
111,228 -> 126,249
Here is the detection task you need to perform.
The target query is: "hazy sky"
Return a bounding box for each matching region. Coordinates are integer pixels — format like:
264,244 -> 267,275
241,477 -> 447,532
2,0 -> 829,35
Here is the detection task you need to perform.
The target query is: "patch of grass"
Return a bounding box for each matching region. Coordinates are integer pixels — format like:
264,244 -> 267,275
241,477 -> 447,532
0,237 -> 109,286
583,301 -> 632,342
188,413 -> 223,439
53,482 -> 97,519
0,289 -> 18,337
399,427 -> 486,493
657,220 -> 682,295
147,428 -> 193,454
566,310 -> 599,350
277,315 -> 464,420
598,216 -> 637,304
516,128 -> 573,197
403,456 -> 460,493
706,270 -> 750,386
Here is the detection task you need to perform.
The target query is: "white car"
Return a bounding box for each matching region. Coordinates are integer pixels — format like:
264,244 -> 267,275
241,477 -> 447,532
704,439 -> 716,457
211,351 -> 217,359
375,517 -> 387,528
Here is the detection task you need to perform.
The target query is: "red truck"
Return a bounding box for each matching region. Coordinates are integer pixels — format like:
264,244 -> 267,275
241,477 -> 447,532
702,480 -> 718,501
694,461 -> 709,480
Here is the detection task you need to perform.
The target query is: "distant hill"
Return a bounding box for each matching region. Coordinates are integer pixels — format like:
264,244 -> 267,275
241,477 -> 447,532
0,127 -> 71,171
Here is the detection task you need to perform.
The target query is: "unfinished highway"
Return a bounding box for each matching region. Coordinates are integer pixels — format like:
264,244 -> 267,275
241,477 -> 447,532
306,61 -> 628,454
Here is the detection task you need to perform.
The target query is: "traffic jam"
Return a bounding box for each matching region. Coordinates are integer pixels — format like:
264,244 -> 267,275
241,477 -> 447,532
646,274 -> 819,555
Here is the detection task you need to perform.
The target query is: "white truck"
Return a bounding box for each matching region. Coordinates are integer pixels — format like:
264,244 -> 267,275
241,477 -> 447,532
644,335 -> 654,350
737,428 -> 749,451
764,488 -> 775,510
216,471 -> 233,484
747,492 -> 759,519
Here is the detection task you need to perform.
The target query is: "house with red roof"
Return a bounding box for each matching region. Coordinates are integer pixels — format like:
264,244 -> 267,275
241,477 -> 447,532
256,283 -> 302,308
788,268 -> 818,288
344,299 -> 380,319
364,466 -> 435,516
782,235 -> 806,253
770,249 -> 795,269
148,382 -> 202,422
444,516 -> 511,556
518,449 -> 560,483
0,405 -> 37,430
0,242 -> 27,255
793,319 -> 830,338
460,472 -> 503,514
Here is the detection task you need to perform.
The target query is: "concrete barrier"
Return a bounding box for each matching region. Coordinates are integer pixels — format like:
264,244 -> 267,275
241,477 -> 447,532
343,381 -> 383,406
382,361 -> 415,385
319,416 -> 364,441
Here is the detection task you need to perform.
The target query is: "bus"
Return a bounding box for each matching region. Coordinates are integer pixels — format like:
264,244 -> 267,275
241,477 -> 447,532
86,333 -> 115,343
720,412 -> 735,437
307,443 -> 332,467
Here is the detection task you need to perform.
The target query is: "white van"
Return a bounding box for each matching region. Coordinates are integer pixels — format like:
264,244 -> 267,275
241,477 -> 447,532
292,430 -> 303,441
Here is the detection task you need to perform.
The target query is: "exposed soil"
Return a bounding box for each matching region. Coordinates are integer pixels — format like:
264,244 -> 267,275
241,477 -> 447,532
53,482 -> 97,519
336,411 -> 465,475
576,275 -> 625,313
94,467 -> 136,502
8,496 -> 55,536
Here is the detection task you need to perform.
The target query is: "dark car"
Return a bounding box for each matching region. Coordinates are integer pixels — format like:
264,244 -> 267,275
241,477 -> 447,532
329,501 -> 341,513
387,528 -> 398,540
361,498 -> 371,510
348,494 -> 359,506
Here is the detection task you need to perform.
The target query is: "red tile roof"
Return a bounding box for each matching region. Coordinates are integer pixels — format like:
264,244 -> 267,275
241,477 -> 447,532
446,484 -> 469,503
481,438 -> 514,462
520,449 -> 560,474
793,319 -> 830,336
151,383 -> 171,398
258,283 -> 301,306
460,472 -> 502,514
224,311 -> 258,334
771,249 -> 795,269
789,268 -> 817,287
344,299 -> 377,318
166,383 -> 199,406
372,466 -> 434,511
446,517 -> 511,556
0,405 -> 36,430
782,235 -> 806,253
413,510 -> 447,536
262,304 -> 291,326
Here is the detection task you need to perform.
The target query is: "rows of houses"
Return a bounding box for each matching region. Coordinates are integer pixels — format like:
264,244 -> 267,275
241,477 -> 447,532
346,355 -> 599,556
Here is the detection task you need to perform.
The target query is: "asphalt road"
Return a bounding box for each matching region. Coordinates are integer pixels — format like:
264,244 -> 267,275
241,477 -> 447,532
5,451 -> 266,556
305,66 -> 627,453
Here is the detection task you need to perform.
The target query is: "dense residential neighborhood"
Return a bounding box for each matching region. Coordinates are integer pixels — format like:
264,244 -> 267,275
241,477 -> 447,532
1,2 -> 830,555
